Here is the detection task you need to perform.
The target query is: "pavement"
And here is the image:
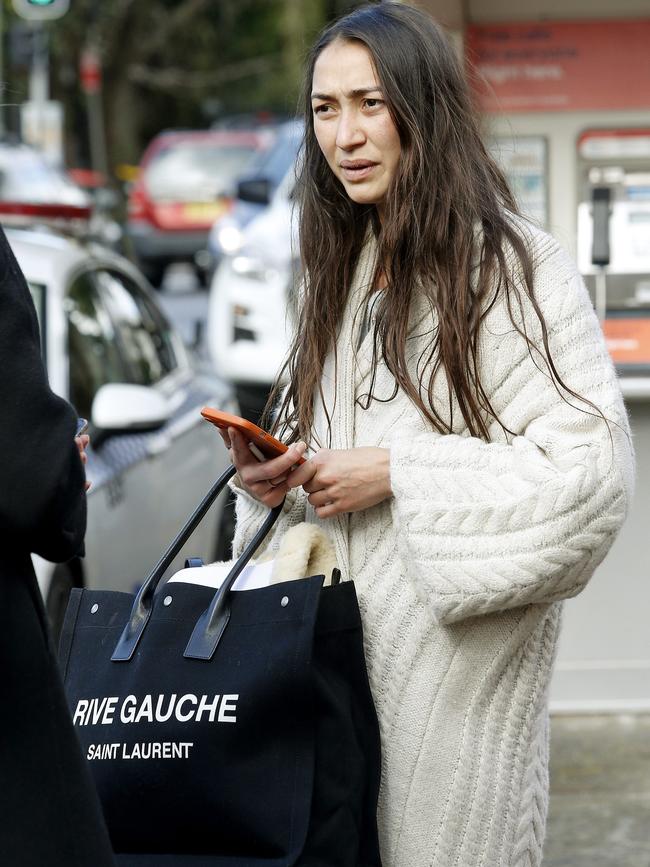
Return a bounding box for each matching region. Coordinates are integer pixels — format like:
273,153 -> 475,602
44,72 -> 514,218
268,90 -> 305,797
543,714 -> 650,866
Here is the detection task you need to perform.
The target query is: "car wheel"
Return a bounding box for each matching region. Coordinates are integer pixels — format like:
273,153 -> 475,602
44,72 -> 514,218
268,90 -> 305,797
46,562 -> 80,644
213,490 -> 236,562
194,265 -> 209,289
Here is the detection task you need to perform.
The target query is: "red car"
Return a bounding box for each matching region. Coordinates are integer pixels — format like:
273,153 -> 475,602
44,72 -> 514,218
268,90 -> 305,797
126,129 -> 273,286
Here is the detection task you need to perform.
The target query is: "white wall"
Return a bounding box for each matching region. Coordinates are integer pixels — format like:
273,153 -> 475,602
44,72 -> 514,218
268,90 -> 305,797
550,401 -> 650,713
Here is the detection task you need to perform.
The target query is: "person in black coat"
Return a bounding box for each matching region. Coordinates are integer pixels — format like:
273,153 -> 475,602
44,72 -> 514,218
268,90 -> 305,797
0,226 -> 115,866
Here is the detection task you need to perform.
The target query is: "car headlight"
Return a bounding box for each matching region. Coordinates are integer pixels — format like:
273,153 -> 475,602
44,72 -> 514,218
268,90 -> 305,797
217,223 -> 244,255
231,255 -> 279,283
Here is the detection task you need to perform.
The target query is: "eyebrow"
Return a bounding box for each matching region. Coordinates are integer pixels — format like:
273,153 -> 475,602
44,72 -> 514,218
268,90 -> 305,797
310,86 -> 383,101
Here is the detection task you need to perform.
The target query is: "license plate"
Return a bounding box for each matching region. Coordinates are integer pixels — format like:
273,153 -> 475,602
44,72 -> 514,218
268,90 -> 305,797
182,202 -> 227,222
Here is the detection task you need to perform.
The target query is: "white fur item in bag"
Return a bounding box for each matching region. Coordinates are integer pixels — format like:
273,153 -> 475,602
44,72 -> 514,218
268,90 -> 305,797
167,523 -> 338,591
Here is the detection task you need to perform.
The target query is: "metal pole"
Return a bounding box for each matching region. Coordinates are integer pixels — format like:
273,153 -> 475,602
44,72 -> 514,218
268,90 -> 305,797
86,92 -> 108,176
29,23 -> 49,149
83,47 -> 109,177
29,25 -> 49,102
595,269 -> 607,323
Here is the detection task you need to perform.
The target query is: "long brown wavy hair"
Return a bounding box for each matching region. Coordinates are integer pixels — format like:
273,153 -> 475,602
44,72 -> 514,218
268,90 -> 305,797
268,2 -> 589,445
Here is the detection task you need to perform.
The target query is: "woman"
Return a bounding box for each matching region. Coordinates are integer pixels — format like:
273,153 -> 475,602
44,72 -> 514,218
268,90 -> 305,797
222,4 -> 634,865
0,225 -> 114,866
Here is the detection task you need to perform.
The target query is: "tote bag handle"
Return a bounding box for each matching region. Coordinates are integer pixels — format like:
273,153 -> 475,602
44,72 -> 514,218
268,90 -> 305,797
112,465 -> 284,662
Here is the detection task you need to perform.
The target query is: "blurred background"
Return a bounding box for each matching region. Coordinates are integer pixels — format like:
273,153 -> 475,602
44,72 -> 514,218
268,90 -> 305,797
1,1 -> 649,864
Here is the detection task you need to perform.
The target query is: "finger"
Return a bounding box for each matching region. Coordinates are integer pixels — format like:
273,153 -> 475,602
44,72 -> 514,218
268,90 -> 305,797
286,459 -> 318,489
235,474 -> 288,507
229,428 -> 261,469
242,441 -> 307,485
251,476 -> 289,504
260,487 -> 289,508
217,428 -> 231,449
308,490 -> 334,508
314,502 -> 339,519
248,473 -> 290,494
302,476 -> 326,495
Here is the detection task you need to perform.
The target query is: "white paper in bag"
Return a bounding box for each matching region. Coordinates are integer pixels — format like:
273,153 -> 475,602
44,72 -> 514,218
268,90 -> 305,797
167,559 -> 275,592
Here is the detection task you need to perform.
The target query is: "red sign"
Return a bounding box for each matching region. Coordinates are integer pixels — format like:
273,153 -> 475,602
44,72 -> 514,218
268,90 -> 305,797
466,19 -> 650,113
604,317 -> 650,366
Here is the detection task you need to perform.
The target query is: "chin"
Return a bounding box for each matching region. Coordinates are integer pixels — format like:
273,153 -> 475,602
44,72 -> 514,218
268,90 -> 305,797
344,187 -> 382,207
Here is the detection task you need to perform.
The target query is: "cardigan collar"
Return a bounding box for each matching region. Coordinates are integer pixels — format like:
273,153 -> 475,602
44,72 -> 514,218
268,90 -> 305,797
314,234 -> 378,453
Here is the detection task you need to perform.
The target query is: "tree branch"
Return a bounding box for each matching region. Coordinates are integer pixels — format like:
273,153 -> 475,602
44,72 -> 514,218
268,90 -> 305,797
127,55 -> 282,91
136,0 -> 215,61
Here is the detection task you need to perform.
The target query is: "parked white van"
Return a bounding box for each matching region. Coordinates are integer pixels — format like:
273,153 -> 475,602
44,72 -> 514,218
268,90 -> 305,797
207,145 -> 299,422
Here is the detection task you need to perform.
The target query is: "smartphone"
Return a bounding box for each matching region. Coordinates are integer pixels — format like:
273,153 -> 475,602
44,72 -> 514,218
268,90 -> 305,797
200,407 -> 305,464
75,417 -> 89,437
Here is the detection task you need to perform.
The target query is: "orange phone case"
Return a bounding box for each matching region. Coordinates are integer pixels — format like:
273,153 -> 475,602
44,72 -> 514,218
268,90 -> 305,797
200,407 -> 305,463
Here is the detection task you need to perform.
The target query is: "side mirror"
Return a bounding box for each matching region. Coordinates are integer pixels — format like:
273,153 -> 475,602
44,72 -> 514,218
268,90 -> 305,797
237,177 -> 271,206
91,383 -> 171,440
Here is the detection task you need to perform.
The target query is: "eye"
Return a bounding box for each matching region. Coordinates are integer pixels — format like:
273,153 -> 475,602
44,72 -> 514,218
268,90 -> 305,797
313,103 -> 332,116
363,97 -> 384,110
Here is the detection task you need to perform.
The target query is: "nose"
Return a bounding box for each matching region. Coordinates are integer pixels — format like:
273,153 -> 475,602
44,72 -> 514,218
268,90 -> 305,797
335,108 -> 365,151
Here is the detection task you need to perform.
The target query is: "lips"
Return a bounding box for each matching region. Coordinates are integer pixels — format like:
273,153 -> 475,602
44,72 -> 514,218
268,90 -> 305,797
339,160 -> 378,181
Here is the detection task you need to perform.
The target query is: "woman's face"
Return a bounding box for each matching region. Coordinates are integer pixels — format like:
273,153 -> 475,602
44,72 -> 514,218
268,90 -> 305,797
311,39 -> 401,219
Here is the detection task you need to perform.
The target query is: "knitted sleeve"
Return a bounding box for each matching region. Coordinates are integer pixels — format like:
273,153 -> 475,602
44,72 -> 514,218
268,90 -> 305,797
389,248 -> 634,625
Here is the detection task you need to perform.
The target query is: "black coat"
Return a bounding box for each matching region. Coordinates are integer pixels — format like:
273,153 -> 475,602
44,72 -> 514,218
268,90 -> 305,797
0,227 -> 114,866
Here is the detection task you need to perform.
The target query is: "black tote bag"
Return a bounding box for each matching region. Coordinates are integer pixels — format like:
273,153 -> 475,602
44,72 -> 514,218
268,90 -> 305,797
59,466 -> 382,867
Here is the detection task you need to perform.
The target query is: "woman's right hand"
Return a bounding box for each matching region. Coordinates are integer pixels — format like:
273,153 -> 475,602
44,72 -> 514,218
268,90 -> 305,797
219,427 -> 309,508
75,433 -> 92,491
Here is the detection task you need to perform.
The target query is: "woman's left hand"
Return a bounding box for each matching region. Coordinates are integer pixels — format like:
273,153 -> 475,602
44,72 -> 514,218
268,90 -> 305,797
287,447 -> 392,518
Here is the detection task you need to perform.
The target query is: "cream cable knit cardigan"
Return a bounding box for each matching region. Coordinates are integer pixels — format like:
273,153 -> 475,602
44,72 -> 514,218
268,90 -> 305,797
231,221 -> 634,867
